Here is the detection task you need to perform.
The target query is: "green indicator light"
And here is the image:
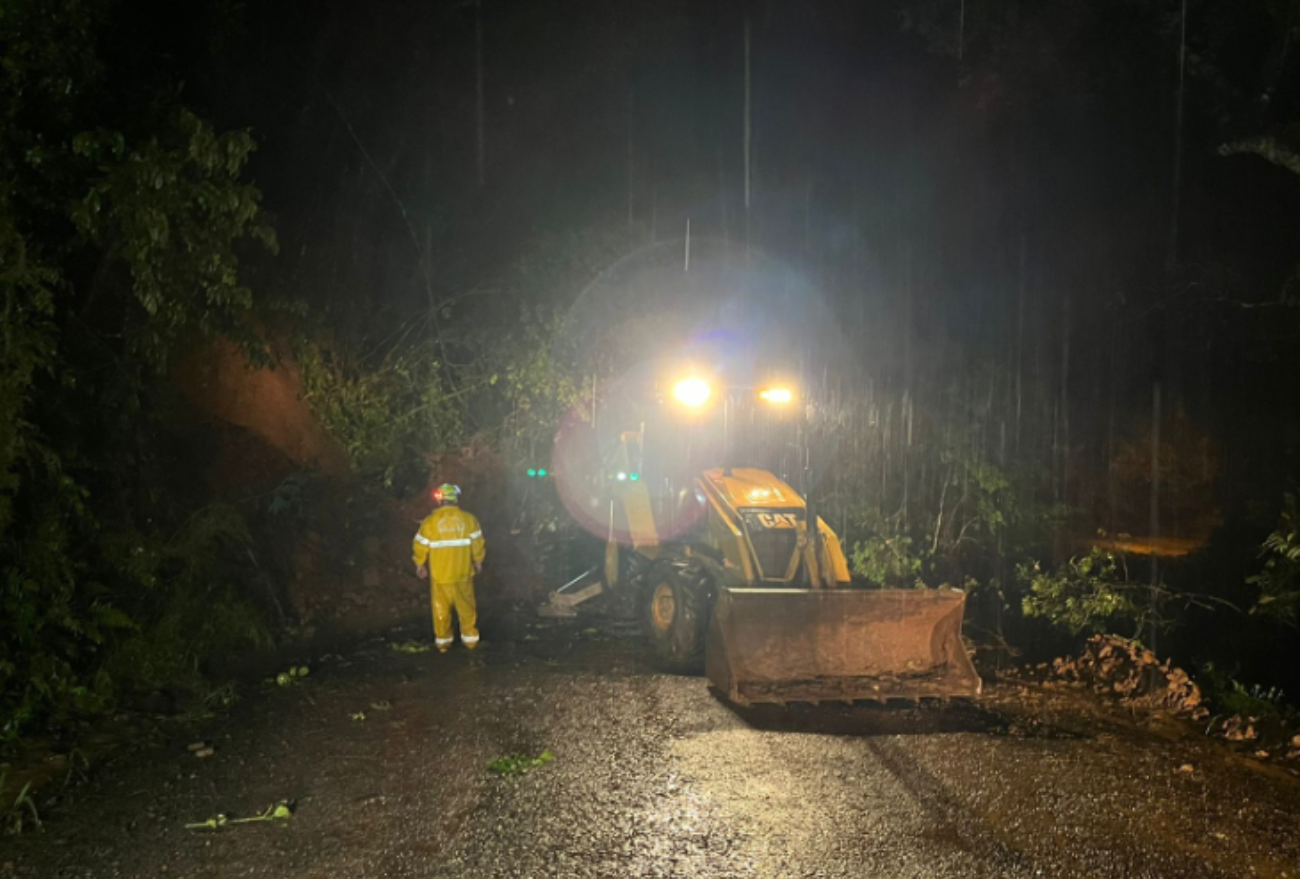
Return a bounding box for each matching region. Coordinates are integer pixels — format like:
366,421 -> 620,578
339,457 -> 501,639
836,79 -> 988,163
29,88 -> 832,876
629,472 -> 640,481
538,469 -> 548,478
526,468 -> 537,478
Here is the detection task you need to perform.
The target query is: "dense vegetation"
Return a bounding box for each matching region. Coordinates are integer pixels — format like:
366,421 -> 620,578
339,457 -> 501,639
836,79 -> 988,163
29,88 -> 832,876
0,0 -> 284,741
4,0 -> 1300,746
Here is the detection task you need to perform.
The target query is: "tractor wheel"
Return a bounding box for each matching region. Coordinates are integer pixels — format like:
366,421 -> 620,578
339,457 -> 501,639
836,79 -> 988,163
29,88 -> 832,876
643,561 -> 712,673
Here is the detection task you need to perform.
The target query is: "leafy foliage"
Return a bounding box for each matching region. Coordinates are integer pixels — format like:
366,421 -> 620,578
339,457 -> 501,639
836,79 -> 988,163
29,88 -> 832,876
1020,546 -> 1150,637
849,509 -> 927,588
68,112 -> 276,367
1197,662 -> 1295,722
493,307 -> 588,449
0,0 -> 278,742
1020,542 -> 1231,639
298,287 -> 592,505
1,469 -> 127,741
488,750 -> 555,777
297,335 -> 462,487
104,506 -> 274,696
0,215 -> 58,518
1248,493 -> 1300,624
0,771 -> 42,836
842,408 -> 1061,596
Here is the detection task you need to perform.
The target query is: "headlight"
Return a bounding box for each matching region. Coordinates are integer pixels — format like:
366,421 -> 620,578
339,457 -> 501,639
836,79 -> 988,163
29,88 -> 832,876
672,377 -> 713,408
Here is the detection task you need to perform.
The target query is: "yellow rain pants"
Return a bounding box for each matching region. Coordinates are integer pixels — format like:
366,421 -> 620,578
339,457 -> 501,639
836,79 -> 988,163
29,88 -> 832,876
430,577 -> 478,650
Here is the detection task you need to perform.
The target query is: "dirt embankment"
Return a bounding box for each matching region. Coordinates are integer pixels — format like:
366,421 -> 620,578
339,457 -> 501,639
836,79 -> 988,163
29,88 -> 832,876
174,337 -> 348,478
172,337 -> 542,645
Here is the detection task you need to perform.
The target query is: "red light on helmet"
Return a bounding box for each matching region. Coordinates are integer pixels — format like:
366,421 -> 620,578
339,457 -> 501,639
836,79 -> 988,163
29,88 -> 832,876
432,489 -> 444,502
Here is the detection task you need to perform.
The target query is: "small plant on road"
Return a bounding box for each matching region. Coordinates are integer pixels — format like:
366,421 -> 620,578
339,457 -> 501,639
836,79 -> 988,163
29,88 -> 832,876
1199,663 -> 1295,721
1,772 -> 41,835
489,750 -> 555,777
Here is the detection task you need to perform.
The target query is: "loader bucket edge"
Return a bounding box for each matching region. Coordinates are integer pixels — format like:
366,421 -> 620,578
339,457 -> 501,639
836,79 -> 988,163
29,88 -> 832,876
705,587 -> 982,705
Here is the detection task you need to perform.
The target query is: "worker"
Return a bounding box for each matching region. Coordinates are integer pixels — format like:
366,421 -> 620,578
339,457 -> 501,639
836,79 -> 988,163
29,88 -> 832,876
412,483 -> 486,652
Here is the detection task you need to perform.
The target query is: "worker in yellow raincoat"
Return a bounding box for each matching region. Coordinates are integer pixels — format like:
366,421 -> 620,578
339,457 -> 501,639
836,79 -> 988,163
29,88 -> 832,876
412,484 -> 486,652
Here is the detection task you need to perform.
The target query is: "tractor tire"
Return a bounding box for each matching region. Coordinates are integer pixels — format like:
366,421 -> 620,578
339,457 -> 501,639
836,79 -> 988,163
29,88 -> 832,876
643,561 -> 713,673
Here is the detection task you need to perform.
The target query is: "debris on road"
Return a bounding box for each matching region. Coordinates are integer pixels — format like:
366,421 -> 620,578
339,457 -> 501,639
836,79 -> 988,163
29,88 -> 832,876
185,801 -> 293,831
1047,635 -> 1208,718
350,712 -> 366,722
1220,715 -> 1258,742
1024,636 -> 1300,765
488,750 -> 555,777
389,640 -> 433,654
264,666 -> 311,689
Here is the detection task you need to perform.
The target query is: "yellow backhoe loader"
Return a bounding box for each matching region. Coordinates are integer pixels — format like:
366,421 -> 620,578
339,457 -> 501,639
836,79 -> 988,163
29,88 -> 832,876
577,379 -> 982,706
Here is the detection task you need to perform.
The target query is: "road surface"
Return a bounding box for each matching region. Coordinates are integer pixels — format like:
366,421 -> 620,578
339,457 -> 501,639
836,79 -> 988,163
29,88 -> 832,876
4,615 -> 1299,878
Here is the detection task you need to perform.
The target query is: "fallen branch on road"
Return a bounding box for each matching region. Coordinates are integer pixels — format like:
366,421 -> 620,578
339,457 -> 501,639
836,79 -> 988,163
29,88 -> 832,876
185,801 -> 293,831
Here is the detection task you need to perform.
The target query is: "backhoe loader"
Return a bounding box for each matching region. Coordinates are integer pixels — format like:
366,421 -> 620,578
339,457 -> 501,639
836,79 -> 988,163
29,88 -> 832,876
546,376 -> 981,705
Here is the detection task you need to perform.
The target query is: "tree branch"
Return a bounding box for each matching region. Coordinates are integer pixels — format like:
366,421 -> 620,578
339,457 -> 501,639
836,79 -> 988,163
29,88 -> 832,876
1218,137 -> 1300,178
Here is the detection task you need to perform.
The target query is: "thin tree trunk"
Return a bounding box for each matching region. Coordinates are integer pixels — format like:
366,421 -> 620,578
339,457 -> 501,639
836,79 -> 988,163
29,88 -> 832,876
1107,321 -> 1118,533
475,0 -> 485,187
1060,295 -> 1070,507
744,15 -> 752,212
627,87 -> 635,239
651,185 -> 658,243
803,170 -> 812,258
1015,231 -> 1026,452
958,0 -> 966,61
1149,382 -> 1162,651
743,13 -> 752,257
1166,0 -> 1187,269
717,150 -> 729,250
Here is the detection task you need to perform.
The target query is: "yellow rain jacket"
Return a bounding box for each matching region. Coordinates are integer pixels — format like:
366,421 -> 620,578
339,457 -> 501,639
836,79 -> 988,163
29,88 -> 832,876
412,506 -> 486,583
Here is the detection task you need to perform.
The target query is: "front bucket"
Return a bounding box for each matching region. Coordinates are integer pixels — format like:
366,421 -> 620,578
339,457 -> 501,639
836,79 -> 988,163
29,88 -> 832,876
705,587 -> 982,705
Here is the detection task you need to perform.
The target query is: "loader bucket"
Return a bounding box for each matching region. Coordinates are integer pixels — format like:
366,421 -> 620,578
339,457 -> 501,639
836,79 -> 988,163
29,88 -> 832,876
705,587 -> 982,705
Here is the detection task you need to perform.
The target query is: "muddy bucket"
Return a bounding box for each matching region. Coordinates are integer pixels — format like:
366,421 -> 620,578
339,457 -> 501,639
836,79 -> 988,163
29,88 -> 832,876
705,587 -> 982,705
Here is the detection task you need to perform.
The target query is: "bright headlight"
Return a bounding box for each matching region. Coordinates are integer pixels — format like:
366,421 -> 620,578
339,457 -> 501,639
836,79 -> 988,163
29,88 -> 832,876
759,386 -> 794,405
672,377 -> 713,409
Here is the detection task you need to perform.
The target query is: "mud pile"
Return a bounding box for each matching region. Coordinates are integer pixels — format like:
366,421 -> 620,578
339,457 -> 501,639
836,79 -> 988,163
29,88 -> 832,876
1209,716 -> 1300,763
1049,635 -> 1209,719
1033,636 -> 1300,766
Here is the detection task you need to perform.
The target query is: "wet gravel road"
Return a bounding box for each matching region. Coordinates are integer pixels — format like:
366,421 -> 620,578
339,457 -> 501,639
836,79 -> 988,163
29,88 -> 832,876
5,619 -> 1300,879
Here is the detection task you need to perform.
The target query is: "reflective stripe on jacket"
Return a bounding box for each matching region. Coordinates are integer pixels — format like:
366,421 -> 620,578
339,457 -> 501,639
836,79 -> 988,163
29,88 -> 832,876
413,506 -> 486,584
